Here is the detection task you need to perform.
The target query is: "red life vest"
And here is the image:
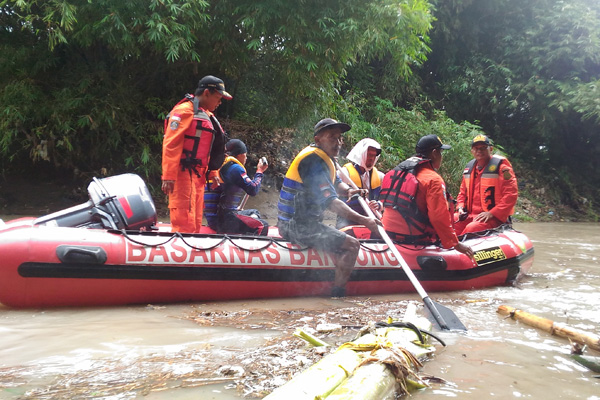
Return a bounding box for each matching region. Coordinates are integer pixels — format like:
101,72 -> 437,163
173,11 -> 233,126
164,95 -> 226,175
380,157 -> 432,237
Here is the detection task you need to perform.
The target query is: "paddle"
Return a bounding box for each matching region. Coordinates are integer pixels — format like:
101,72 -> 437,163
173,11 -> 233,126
335,162 -> 467,331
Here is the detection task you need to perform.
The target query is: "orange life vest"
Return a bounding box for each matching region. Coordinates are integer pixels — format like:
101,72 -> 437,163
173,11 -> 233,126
164,95 -> 226,174
343,163 -> 381,191
462,155 -> 514,215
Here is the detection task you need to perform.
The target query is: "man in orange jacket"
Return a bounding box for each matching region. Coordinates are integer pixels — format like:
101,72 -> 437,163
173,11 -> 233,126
380,134 -> 473,257
454,135 -> 519,235
161,75 -> 232,233
454,134 -> 518,235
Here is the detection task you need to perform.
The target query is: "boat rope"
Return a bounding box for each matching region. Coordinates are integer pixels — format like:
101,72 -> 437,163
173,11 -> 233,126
358,242 -> 390,253
112,229 -> 440,256
175,233 -> 229,251
373,321 -> 446,347
112,229 -> 314,252
110,229 -> 181,247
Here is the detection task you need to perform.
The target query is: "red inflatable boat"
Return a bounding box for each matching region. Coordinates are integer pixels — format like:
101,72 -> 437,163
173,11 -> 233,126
0,174 -> 534,308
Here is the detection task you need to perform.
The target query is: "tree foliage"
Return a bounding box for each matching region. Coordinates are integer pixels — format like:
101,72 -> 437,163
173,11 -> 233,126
2,0 -> 600,217
422,0 -> 600,209
0,0 -> 433,178
336,96 -> 482,196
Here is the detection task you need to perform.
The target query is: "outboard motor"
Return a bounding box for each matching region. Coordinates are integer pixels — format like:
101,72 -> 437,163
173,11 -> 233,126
34,173 -> 157,230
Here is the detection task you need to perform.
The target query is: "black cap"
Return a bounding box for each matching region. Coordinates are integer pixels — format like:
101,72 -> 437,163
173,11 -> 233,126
415,134 -> 451,153
471,134 -> 491,146
313,118 -> 351,136
225,139 -> 247,156
197,75 -> 233,100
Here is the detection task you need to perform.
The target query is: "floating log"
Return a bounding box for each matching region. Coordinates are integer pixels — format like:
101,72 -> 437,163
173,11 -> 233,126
497,305 -> 600,352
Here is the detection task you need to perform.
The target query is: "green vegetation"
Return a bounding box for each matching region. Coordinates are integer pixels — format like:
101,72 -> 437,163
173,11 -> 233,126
335,96 -> 481,196
1,0 -> 599,219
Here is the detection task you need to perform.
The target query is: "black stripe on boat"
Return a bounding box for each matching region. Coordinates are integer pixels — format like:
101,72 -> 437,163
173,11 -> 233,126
17,247 -> 533,283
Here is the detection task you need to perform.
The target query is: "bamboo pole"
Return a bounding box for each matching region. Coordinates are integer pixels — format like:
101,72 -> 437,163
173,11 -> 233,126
497,305 -> 600,352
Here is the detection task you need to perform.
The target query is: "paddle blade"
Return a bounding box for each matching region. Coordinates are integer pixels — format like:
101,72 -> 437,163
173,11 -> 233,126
423,297 -> 467,331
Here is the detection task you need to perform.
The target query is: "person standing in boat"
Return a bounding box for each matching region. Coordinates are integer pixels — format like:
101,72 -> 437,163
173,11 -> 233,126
379,134 -> 473,257
203,139 -> 269,235
454,135 -> 518,235
161,75 -> 232,233
336,138 -> 384,229
277,118 -> 382,298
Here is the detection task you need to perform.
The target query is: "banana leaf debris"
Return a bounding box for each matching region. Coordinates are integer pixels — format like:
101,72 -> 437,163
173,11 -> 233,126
0,298 -> 449,399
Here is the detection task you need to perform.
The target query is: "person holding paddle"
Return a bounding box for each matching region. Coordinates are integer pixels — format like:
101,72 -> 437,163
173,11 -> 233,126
336,138 -> 384,229
277,118 -> 382,297
379,134 -> 473,257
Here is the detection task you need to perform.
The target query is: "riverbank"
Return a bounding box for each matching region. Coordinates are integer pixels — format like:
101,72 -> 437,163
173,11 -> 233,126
0,119 -> 594,222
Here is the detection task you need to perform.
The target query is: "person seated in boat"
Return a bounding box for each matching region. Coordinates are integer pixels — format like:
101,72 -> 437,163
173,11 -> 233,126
454,135 -> 518,235
379,134 -> 473,257
203,139 -> 270,235
277,118 -> 382,298
336,138 -> 384,230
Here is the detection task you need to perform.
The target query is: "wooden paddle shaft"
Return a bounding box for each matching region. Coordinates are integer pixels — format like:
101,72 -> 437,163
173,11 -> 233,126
237,193 -> 249,211
497,305 -> 600,352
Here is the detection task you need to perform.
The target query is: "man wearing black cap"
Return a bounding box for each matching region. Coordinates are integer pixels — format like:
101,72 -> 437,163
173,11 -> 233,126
277,118 -> 382,297
161,75 -> 232,233
380,134 -> 473,257
454,134 -> 518,234
203,139 -> 269,235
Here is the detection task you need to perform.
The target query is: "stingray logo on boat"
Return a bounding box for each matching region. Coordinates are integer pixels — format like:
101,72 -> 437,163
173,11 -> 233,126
473,246 -> 506,265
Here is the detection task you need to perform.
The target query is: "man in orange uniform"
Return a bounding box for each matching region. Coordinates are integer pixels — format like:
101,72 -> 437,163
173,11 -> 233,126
454,135 -> 518,235
161,75 -> 232,232
380,134 -> 473,257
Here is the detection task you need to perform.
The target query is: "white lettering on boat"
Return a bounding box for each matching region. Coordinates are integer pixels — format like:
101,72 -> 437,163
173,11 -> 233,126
125,238 -> 394,267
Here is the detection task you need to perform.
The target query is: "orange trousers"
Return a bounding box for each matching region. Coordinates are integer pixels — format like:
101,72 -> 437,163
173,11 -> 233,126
453,214 -> 502,235
168,167 -> 207,233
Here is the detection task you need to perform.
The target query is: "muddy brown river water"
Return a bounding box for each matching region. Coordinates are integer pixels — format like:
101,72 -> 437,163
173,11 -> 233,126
0,221 -> 599,399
